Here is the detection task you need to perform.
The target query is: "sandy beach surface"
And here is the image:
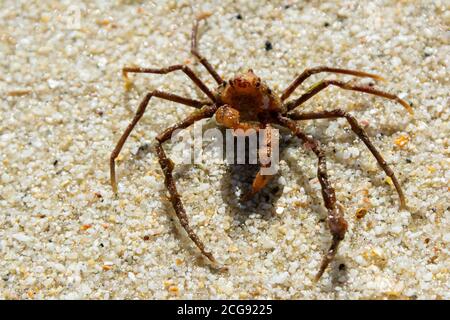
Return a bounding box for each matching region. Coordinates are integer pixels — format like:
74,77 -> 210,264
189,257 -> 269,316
0,0 -> 448,299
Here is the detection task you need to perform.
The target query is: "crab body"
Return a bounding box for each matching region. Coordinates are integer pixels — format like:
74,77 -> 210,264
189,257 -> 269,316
214,70 -> 285,132
216,70 -> 284,120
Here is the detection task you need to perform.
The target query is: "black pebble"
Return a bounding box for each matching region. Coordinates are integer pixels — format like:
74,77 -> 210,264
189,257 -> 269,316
265,40 -> 273,51
236,13 -> 242,20
406,158 -> 412,163
324,22 -> 330,27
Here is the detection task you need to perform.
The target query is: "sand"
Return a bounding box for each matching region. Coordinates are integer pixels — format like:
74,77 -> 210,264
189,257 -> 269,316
0,0 -> 448,299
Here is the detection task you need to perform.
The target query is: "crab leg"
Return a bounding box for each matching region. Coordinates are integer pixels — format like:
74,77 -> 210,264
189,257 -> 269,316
110,90 -> 211,194
276,114 -> 348,280
156,105 -> 219,264
191,15 -> 224,85
122,65 -> 216,102
241,123 -> 277,201
284,79 -> 412,114
281,66 -> 384,101
288,109 -> 406,209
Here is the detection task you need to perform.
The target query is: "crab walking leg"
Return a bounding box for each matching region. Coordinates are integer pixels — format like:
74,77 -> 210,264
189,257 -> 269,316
281,66 -> 385,101
122,65 -> 217,102
276,115 -> 348,281
110,90 -> 211,194
284,79 -> 413,114
288,109 -> 406,209
191,16 -> 224,85
155,105 -> 219,263
242,124 -> 277,201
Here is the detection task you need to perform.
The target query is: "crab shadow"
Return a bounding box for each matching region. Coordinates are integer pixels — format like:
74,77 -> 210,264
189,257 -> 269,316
218,127 -> 323,224
220,163 -> 281,223
218,131 -> 286,224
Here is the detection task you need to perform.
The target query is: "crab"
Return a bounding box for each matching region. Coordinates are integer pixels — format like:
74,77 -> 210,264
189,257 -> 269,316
110,14 -> 411,280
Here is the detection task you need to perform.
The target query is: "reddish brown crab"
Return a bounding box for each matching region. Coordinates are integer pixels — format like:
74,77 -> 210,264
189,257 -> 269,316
110,14 -> 411,280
